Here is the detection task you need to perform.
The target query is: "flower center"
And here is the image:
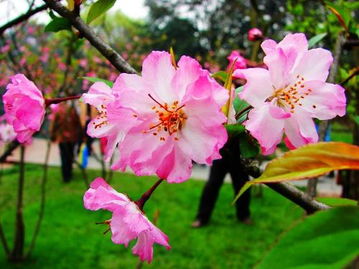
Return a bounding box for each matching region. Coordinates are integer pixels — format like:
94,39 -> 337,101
93,105 -> 109,129
267,75 -> 313,113
144,94 -> 187,141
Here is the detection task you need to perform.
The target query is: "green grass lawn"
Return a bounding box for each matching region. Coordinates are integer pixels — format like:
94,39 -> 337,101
0,164 -> 303,269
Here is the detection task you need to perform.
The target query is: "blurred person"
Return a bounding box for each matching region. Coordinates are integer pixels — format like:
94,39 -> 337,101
51,102 -> 83,182
192,135 -> 251,227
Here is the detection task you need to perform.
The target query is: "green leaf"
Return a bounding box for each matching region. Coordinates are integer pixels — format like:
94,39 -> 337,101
87,0 -> 117,24
257,207 -> 359,269
316,197 -> 357,207
81,77 -> 114,87
212,71 -> 228,83
235,142 -> 359,200
353,116 -> 359,126
44,17 -> 72,33
308,33 -> 327,48
225,124 -> 245,136
233,87 -> 250,123
239,132 -> 259,158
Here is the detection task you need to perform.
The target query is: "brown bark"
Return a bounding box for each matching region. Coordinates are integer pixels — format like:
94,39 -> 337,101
9,146 -> 26,262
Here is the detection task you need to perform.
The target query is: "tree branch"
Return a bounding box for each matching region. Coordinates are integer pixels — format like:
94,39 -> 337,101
0,4 -> 48,35
340,67 -> 359,86
42,0 -> 137,74
266,182 -> 330,214
0,141 -> 20,163
245,165 -> 329,214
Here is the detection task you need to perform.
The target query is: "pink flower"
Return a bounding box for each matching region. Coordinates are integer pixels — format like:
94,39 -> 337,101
3,74 -> 45,143
234,33 -> 346,154
83,51 -> 228,183
79,59 -> 88,68
227,50 -> 247,70
1,44 -> 10,53
84,178 -> 170,263
247,28 -> 263,42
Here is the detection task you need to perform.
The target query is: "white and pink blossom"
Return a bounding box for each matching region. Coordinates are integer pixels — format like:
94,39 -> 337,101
83,51 -> 228,183
234,33 -> 346,154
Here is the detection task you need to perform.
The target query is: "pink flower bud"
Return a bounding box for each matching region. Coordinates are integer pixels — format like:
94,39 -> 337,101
247,28 -> 263,42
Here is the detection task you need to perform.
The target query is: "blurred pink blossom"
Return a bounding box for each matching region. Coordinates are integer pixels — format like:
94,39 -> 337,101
0,116 -> 16,143
227,50 -> 247,70
79,59 -> 88,67
1,44 -> 10,53
234,33 -> 346,154
84,178 -> 170,263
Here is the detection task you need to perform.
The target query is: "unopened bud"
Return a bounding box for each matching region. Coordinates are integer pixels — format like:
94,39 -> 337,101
248,28 -> 263,42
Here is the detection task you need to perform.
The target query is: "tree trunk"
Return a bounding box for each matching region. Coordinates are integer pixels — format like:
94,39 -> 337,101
9,146 -> 26,262
342,124 -> 359,200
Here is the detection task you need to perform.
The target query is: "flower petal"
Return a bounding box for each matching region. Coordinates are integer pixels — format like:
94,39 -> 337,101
156,146 -> 192,183
244,104 -> 284,155
284,112 -> 318,148
81,82 -> 115,108
298,81 -> 346,120
235,68 -> 272,106
269,101 -> 291,119
171,55 -> 206,101
178,116 -> 227,165
142,51 -> 177,102
264,48 -> 292,89
83,178 -> 129,211
292,48 -> 333,82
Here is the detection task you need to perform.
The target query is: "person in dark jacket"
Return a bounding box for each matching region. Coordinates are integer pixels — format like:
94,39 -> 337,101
192,135 -> 251,227
51,102 -> 83,182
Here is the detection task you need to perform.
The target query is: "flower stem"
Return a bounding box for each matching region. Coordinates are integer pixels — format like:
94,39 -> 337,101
135,179 -> 164,211
45,95 -> 81,107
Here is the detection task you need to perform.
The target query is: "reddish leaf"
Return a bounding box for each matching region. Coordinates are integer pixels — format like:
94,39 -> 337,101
235,142 -> 359,199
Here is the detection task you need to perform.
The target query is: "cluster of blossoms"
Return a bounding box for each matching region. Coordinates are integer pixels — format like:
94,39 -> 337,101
1,33 -> 346,262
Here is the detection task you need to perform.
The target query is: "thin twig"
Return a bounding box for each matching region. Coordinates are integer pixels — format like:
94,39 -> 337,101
0,4 -> 47,35
42,0 -> 137,74
10,146 -> 26,261
26,139 -> 51,257
74,160 -> 89,188
0,222 -> 10,256
340,67 -> 359,86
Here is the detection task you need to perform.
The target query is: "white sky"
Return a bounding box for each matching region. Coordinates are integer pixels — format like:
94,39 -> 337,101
0,0 -> 148,26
